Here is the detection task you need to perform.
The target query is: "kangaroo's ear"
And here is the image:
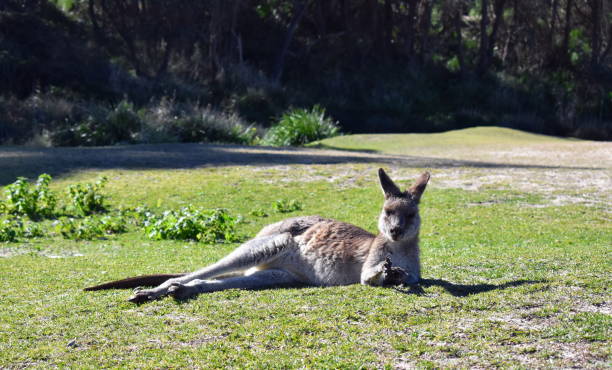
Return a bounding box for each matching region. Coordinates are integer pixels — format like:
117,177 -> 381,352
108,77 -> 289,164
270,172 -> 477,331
408,172 -> 430,203
378,168 -> 402,199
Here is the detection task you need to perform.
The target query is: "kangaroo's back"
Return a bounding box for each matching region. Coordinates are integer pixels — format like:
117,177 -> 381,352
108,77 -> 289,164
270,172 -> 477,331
256,215 -> 329,238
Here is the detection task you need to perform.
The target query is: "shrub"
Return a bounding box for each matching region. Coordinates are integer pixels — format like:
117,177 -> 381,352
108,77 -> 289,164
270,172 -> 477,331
55,215 -> 127,240
263,105 -> 340,146
143,207 -> 241,243
20,220 -> 45,238
249,208 -> 269,217
103,100 -> 141,143
165,109 -> 258,145
51,100 -> 141,146
67,177 -> 108,216
0,218 -> 45,242
137,100 -> 260,145
3,174 -> 56,219
0,219 -> 20,242
273,199 -> 302,213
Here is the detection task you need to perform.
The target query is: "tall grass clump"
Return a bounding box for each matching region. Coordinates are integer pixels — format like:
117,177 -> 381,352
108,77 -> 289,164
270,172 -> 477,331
137,99 -> 260,145
263,105 -> 340,146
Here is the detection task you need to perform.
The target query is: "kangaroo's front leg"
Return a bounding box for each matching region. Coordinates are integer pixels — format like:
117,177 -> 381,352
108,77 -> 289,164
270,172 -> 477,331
129,233 -> 295,303
166,269 -> 299,300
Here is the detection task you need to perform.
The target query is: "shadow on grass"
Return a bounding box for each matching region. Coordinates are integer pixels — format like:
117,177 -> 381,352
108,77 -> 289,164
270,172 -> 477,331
308,143 -> 380,154
393,278 -> 546,297
0,143 -> 601,185
97,276 -> 546,304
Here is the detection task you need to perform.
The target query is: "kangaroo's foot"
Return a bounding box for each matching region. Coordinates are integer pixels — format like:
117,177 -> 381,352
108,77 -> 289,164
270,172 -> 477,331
167,282 -> 200,300
128,287 -> 164,303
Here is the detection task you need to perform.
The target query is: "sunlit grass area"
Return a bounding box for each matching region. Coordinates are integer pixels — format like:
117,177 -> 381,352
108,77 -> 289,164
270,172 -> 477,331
0,128 -> 610,367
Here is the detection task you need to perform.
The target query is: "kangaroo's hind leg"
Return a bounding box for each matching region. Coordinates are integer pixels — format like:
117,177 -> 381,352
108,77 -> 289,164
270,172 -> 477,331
129,232 -> 296,303
167,269 -> 299,300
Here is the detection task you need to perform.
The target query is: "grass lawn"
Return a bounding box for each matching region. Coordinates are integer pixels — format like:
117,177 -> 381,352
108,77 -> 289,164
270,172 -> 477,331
0,127 -> 610,368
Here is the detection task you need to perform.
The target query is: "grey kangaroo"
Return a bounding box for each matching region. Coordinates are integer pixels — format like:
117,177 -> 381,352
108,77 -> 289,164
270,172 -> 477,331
85,169 -> 430,303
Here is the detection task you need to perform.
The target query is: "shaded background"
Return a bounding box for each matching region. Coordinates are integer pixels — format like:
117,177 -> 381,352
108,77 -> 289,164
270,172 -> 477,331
1,0 -> 611,145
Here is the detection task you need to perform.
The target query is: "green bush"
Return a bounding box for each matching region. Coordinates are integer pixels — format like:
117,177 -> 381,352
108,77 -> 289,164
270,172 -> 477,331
51,100 -> 141,146
263,105 -> 340,146
143,207 -> 241,243
273,199 -> 302,213
0,219 -> 20,242
137,100 -> 260,145
55,215 -> 127,240
0,217 -> 45,242
249,208 -> 269,217
104,100 -> 141,143
3,174 -> 56,219
67,177 -> 108,216
166,109 -> 258,145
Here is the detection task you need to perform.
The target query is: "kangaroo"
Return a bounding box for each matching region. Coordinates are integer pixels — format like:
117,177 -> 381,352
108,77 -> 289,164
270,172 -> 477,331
85,169 -> 430,303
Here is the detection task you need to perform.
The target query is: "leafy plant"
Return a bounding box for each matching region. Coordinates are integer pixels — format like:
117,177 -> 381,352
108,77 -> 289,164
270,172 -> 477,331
273,199 -> 302,213
18,220 -> 45,238
0,219 -> 20,242
3,174 -> 56,219
67,177 -> 108,216
104,100 -> 141,143
98,215 -> 129,234
143,207 -> 241,243
249,208 -> 269,217
55,214 -> 127,240
117,206 -> 151,226
262,105 -> 340,146
0,218 -> 45,242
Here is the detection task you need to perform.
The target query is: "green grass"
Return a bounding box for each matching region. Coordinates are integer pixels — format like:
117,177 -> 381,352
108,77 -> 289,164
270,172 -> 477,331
313,126 -> 574,154
0,130 -> 610,367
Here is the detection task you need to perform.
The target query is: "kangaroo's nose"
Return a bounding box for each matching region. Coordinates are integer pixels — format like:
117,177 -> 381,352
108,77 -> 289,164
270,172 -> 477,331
390,227 -> 401,236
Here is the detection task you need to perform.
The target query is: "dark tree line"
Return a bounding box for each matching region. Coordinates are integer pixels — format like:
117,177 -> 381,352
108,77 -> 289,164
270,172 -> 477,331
1,0 -> 611,141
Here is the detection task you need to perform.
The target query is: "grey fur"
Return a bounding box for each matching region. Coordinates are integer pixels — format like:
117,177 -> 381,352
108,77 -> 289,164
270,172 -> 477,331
128,169 -> 430,303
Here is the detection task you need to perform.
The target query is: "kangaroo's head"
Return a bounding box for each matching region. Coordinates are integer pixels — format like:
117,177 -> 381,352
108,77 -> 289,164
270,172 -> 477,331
377,168 -> 430,242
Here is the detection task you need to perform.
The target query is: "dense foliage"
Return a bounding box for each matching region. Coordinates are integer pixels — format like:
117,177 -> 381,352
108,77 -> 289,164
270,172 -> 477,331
0,0 -> 610,141
263,106 -> 340,146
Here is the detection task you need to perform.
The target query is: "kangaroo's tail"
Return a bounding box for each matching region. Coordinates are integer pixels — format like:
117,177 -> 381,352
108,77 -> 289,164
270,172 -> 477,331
83,273 -> 186,291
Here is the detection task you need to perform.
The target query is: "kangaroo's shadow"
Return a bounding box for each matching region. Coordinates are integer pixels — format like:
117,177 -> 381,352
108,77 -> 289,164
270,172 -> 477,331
393,278 -> 546,297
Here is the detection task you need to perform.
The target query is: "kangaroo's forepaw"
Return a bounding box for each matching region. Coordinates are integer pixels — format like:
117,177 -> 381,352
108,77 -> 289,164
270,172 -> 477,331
168,282 -> 197,300
382,257 -> 409,286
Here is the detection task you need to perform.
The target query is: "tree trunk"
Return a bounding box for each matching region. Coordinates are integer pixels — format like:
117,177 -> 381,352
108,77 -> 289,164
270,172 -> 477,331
561,0 -> 573,66
454,5 -> 465,73
419,0 -> 432,62
405,0 -> 420,59
589,0 -> 602,68
486,0 -> 506,68
478,0 -> 490,74
272,0 -> 309,83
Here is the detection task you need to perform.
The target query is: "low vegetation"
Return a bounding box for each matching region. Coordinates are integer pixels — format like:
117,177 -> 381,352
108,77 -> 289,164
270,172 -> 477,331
3,174 -> 56,219
142,207 -> 241,243
67,176 -> 108,216
0,129 -> 609,367
263,105 -> 340,146
0,175 -> 252,243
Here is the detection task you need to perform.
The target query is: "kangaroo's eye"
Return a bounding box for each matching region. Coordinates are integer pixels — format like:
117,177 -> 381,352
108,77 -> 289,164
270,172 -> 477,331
385,210 -> 393,216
